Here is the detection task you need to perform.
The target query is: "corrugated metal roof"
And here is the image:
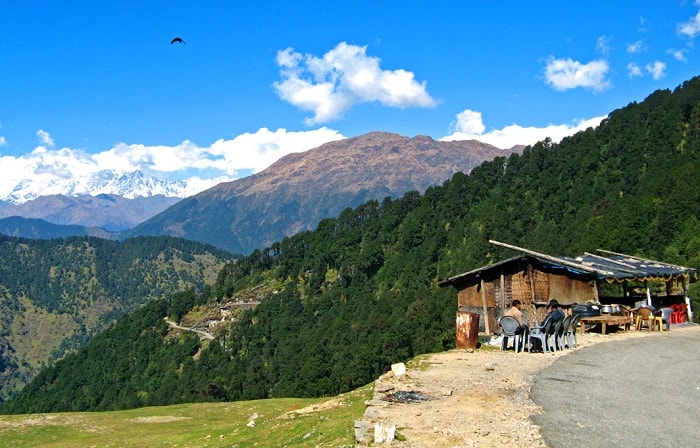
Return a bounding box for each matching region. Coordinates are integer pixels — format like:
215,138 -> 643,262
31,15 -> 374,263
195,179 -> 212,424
438,242 -> 697,288
566,250 -> 697,282
438,254 -> 601,288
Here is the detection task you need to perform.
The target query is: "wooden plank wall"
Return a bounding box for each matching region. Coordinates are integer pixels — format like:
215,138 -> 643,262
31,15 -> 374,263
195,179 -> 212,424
455,266 -> 597,334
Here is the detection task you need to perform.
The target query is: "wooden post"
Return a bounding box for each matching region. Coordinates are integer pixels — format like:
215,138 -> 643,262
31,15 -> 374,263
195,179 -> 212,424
500,271 -> 506,310
528,264 -> 537,323
682,277 -> 693,321
592,280 -> 599,302
480,279 -> 491,335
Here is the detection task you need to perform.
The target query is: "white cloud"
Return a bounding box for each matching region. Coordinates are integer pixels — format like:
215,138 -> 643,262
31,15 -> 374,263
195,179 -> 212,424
205,127 -> 344,174
28,145 -> 96,178
670,48 -> 688,62
679,1 -> 700,39
627,63 -> 643,78
645,60 -> 666,80
0,136 -> 6,147
37,129 -> 55,148
273,42 -> 436,125
626,40 -> 644,54
638,16 -> 649,33
442,110 -> 606,149
0,127 -> 345,189
544,57 -> 611,92
453,109 -> 486,135
596,35 -> 611,55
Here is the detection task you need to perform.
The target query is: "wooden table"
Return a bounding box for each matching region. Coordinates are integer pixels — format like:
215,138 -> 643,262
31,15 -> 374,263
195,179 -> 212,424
579,315 -> 633,335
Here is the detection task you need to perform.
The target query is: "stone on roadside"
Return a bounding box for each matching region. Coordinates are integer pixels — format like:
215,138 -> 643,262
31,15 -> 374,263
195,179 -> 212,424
376,384 -> 395,393
374,422 -> 396,444
391,362 -> 406,377
354,419 -> 373,445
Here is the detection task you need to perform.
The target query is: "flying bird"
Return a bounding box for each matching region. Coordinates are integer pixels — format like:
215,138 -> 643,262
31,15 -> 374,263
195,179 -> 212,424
170,37 -> 186,45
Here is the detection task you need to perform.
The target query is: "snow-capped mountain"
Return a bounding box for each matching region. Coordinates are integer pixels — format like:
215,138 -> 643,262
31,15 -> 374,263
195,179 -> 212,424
0,170 -> 229,205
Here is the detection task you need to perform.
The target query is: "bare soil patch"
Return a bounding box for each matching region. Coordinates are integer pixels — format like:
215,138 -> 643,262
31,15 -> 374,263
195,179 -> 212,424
283,396 -> 347,417
128,416 -> 192,423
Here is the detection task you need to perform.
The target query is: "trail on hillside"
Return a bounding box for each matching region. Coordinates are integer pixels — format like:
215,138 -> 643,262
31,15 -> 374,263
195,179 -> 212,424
163,317 -> 214,340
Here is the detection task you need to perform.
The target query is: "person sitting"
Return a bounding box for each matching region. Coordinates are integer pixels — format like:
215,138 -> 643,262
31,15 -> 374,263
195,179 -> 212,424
504,299 -> 529,341
544,299 -> 565,322
528,300 -> 565,352
504,299 -> 526,325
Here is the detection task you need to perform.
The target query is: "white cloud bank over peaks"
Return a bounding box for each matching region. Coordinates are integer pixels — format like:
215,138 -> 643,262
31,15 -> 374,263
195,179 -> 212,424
0,127 -> 345,202
544,57 -> 611,92
273,42 -> 437,125
441,109 -> 607,149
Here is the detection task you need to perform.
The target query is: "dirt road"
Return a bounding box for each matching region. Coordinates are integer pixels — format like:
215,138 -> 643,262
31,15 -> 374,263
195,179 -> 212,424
360,325 -> 700,447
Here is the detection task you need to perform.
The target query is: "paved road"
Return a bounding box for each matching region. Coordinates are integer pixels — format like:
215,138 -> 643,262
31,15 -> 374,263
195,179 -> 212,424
532,325 -> 700,448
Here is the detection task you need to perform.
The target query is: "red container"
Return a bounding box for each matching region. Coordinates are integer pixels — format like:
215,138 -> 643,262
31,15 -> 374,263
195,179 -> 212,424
456,311 -> 480,350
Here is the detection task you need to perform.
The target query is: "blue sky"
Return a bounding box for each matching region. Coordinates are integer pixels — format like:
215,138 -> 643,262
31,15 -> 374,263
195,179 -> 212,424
1,1 -> 699,189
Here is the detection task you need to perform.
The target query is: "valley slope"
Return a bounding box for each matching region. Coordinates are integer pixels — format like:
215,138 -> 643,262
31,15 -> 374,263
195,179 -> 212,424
0,235 -> 234,402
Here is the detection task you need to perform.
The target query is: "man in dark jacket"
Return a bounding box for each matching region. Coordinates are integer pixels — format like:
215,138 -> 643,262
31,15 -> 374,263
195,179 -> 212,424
544,299 -> 565,322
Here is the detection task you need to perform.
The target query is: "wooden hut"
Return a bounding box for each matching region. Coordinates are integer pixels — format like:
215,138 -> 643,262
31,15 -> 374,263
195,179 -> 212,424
438,241 -> 697,335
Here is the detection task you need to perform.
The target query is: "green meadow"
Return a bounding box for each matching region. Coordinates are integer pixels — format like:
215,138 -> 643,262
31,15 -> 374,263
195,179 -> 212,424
0,384 -> 372,447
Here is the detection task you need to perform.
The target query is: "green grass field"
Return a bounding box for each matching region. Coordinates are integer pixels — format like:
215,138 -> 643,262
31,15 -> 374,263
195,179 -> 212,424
0,384 -> 373,447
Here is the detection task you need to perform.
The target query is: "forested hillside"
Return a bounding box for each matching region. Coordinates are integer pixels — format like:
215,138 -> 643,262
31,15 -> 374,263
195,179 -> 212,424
0,235 -> 234,402
4,77 -> 700,414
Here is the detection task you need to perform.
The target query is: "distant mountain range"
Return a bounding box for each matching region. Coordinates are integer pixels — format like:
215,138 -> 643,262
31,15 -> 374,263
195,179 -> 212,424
124,132 -> 521,254
0,170 -> 215,235
0,169 -> 223,205
0,132 -> 519,253
0,194 -> 182,233
0,216 -> 112,239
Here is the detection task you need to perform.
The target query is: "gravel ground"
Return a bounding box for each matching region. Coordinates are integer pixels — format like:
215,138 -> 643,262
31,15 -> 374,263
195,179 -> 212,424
359,324 -> 700,447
